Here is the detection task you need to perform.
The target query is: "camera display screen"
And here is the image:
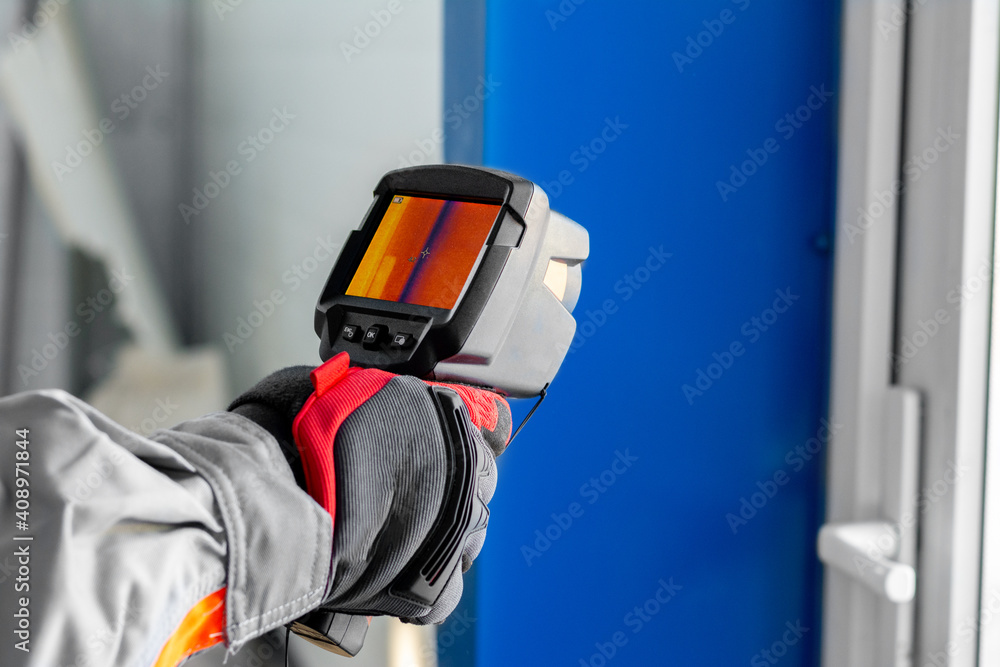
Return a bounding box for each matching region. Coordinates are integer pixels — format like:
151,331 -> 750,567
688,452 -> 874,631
345,195 -> 502,309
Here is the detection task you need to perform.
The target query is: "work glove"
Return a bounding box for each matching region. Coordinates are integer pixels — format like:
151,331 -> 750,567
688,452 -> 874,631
228,351 -> 511,629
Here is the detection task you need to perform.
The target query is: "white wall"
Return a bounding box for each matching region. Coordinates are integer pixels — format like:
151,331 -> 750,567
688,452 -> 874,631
192,0 -> 444,393
1,1 -> 445,663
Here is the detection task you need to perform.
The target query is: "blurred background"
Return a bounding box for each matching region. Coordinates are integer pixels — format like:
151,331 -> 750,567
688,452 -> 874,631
2,1 -> 998,666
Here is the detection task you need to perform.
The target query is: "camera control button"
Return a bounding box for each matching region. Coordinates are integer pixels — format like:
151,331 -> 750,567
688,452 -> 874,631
389,333 -> 414,349
342,325 -> 361,342
363,325 -> 388,348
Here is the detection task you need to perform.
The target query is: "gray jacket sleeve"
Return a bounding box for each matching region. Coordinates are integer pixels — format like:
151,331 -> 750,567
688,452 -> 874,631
0,389 -> 333,667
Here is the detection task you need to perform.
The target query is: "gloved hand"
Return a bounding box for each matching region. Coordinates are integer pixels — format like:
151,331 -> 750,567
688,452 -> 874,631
228,352 -> 511,627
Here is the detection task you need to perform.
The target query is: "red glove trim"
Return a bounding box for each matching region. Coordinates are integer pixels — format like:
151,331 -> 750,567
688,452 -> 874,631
425,381 -> 503,433
291,352 -> 393,514
292,352 -> 512,517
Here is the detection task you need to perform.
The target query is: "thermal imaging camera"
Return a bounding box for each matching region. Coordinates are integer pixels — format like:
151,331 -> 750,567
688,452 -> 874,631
292,165 -> 589,658
315,164 -> 589,398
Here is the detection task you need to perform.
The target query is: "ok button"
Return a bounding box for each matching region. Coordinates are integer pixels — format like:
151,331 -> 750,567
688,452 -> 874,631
363,325 -> 388,348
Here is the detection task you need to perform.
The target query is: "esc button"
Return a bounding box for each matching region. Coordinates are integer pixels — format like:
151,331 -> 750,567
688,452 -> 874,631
342,325 -> 361,342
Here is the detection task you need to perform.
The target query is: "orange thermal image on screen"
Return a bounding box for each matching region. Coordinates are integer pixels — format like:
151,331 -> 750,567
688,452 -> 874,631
345,196 -> 501,309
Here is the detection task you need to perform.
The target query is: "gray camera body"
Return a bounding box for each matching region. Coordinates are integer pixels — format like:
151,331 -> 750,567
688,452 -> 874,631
315,165 -> 589,398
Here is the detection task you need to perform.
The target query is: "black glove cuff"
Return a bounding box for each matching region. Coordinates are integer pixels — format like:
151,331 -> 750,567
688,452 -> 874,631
228,366 -> 316,488
227,365 -> 316,417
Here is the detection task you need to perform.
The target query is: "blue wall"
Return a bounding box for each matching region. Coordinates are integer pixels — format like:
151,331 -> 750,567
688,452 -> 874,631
471,1 -> 839,665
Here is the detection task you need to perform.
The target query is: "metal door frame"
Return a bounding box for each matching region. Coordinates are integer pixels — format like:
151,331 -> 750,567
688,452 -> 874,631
821,0 -> 1000,665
